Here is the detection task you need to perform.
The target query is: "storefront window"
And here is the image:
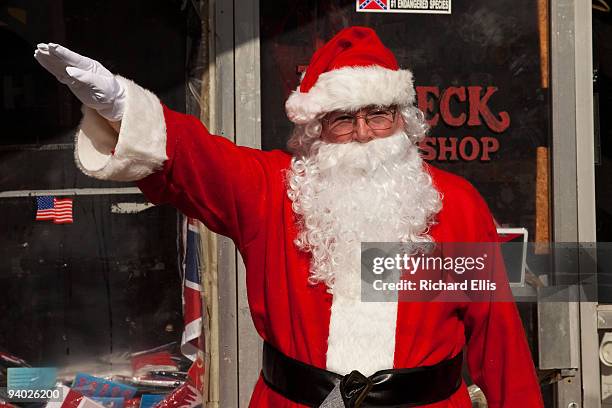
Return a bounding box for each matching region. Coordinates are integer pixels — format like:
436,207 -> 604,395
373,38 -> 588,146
261,0 -> 551,238
0,0 -> 189,380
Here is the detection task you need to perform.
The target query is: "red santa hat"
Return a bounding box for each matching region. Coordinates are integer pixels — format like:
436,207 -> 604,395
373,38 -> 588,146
285,26 -> 416,124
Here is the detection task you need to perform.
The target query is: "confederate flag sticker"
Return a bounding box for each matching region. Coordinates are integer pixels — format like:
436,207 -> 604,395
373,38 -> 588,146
356,0 -> 451,14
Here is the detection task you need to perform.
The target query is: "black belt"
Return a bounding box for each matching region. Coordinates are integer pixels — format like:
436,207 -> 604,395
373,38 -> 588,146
261,341 -> 463,408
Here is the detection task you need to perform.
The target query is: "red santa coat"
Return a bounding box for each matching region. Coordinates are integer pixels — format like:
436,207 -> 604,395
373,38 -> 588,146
75,77 -> 544,408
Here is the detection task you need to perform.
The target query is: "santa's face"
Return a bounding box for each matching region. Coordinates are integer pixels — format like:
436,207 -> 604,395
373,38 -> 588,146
320,105 -> 405,144
287,124 -> 442,296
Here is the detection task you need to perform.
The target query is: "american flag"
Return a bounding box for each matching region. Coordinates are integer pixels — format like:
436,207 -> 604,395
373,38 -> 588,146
36,196 -> 73,224
180,217 -> 203,361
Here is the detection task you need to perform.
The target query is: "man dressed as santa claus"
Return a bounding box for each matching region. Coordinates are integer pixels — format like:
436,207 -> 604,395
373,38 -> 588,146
35,26 -> 544,407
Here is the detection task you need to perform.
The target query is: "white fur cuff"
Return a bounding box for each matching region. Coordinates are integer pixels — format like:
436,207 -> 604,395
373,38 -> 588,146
74,76 -> 167,181
285,66 -> 415,124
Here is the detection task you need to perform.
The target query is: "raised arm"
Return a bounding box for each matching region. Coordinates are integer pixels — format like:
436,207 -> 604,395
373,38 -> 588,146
34,43 -> 271,247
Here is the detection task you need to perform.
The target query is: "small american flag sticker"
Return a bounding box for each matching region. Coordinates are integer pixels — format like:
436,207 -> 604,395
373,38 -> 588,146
36,196 -> 74,224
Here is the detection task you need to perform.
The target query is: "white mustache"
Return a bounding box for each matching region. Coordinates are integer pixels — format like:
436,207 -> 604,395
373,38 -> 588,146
313,132 -> 411,173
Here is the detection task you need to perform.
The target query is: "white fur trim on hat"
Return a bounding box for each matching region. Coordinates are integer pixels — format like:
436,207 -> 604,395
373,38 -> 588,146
74,76 -> 167,181
285,66 -> 415,124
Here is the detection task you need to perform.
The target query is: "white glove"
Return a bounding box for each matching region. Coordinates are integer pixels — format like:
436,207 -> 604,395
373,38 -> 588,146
34,43 -> 126,122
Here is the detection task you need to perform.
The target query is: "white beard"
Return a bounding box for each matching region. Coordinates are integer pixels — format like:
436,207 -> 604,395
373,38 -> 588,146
286,131 -> 443,374
287,131 -> 442,297
287,131 -> 442,375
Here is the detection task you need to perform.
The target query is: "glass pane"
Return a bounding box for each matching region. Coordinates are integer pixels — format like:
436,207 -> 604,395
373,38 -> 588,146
594,8 -> 612,242
1,0 -> 191,394
0,196 -> 182,364
260,0 -> 551,237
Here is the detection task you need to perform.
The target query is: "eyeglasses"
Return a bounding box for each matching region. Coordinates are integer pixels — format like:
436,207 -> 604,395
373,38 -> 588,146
322,106 -> 398,136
